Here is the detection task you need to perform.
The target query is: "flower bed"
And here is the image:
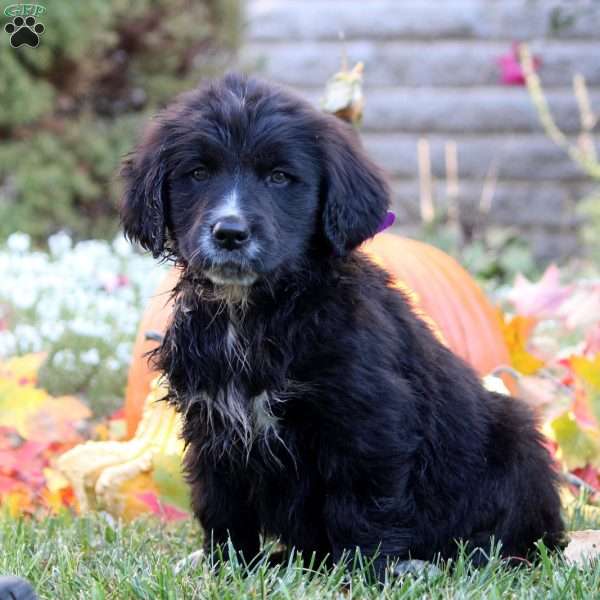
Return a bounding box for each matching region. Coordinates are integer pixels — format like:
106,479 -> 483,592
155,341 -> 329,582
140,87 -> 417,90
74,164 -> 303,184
1,231 -> 600,523
0,232 -> 166,416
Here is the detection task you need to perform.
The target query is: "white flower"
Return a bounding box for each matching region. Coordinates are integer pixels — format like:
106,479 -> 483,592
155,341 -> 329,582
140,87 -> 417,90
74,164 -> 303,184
112,234 -> 133,257
0,235 -> 167,388
12,288 -> 37,310
14,324 -> 43,353
53,349 -> 76,370
68,318 -> 109,338
48,231 -> 73,257
6,232 -> 31,253
106,357 -> 121,371
80,347 -> 101,366
0,331 -> 16,358
40,321 -> 65,342
116,342 -> 132,364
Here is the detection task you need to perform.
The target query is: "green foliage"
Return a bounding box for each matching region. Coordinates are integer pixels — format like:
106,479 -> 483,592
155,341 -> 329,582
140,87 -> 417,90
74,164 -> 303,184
38,330 -> 128,418
0,115 -> 143,240
0,0 -> 239,244
418,220 -> 538,287
520,43 -> 600,263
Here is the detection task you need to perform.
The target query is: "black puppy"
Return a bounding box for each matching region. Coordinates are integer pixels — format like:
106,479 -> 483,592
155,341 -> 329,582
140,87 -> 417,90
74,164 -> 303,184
121,74 -> 564,577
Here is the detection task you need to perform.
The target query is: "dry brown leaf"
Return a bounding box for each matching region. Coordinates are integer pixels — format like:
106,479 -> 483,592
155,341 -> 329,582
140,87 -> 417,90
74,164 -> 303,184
564,530 -> 600,566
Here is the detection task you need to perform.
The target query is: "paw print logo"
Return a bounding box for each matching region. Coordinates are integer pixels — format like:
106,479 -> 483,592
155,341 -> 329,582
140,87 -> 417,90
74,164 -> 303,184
4,15 -> 45,48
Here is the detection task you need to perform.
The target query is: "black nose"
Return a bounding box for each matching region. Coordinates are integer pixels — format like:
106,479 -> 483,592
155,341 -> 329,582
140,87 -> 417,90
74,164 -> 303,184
211,217 -> 250,250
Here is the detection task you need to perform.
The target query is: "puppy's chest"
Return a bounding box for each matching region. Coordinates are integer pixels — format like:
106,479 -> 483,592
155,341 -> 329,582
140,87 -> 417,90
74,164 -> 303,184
210,320 -> 284,438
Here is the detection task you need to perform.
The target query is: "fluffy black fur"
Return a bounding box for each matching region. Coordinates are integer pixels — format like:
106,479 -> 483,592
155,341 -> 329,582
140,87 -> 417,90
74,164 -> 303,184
121,74 -> 564,577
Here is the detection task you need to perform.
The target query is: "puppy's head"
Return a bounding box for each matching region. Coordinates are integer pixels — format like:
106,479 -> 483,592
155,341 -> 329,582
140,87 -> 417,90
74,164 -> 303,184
121,74 -> 389,288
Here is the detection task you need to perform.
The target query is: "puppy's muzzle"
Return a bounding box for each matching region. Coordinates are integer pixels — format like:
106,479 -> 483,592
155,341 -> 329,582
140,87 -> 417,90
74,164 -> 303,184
211,216 -> 250,251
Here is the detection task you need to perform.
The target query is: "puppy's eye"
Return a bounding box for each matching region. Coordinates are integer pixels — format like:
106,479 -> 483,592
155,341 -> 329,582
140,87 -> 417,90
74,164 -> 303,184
191,166 -> 210,181
267,170 -> 290,186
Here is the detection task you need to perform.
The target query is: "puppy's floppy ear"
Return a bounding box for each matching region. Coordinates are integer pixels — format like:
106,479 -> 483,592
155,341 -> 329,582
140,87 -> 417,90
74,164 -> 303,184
120,122 -> 167,259
319,118 -> 390,255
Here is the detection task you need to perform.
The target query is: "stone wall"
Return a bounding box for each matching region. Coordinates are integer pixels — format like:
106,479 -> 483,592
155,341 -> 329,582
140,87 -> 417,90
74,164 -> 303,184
241,0 -> 600,260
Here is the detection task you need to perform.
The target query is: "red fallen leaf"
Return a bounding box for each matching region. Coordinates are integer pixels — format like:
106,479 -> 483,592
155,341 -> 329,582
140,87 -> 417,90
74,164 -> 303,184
498,42 -> 541,86
136,491 -> 190,522
0,426 -> 22,448
0,428 -> 50,495
558,358 -> 576,387
0,439 -> 48,475
42,485 -> 77,514
572,465 -> 600,491
110,408 -> 125,420
0,473 -> 20,493
41,468 -> 77,513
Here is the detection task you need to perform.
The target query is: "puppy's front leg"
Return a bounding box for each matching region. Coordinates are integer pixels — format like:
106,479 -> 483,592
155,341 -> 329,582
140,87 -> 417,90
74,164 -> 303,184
189,466 -> 261,565
324,494 -> 412,581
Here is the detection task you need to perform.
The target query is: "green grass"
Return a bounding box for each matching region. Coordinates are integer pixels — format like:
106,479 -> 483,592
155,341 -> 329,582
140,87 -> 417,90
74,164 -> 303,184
1,512 -> 599,599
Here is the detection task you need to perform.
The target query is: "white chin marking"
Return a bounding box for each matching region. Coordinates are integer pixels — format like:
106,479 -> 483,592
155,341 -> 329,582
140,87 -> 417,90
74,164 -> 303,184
206,271 -> 257,286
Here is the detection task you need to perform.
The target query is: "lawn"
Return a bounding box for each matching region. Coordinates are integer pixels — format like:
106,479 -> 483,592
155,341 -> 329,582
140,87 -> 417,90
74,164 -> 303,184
1,511 -> 600,599
1,239 -> 600,599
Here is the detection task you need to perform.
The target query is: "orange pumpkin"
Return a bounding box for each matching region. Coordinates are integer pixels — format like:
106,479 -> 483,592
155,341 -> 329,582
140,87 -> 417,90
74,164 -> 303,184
124,234 -> 509,436
124,268 -> 180,437
362,234 -> 509,374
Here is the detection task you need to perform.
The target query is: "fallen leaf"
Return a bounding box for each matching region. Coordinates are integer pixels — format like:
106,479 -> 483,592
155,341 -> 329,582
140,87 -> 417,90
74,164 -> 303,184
572,384 -> 600,429
565,530 -> 600,566
557,286 -> 600,330
571,355 -> 600,391
550,411 -> 600,470
517,375 -> 571,420
502,316 -> 545,375
572,465 -> 600,491
0,381 -> 47,437
41,469 -> 76,514
0,353 -> 46,386
507,265 -> 572,319
152,453 -> 192,513
136,491 -> 190,522
0,474 -> 20,494
111,471 -> 160,521
571,355 -> 600,426
0,378 -> 90,444
1,486 -> 35,518
321,61 -> 364,124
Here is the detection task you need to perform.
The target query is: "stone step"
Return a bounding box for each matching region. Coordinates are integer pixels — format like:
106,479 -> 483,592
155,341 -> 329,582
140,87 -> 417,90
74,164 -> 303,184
388,179 -> 591,227
247,0 -> 600,41
361,133 -> 593,181
387,221 -> 581,262
243,39 -> 600,88
281,87 -> 600,135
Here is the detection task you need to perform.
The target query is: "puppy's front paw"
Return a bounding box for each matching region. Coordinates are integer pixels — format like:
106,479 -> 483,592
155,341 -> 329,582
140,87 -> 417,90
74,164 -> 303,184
174,549 -> 205,574
390,559 -> 441,578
